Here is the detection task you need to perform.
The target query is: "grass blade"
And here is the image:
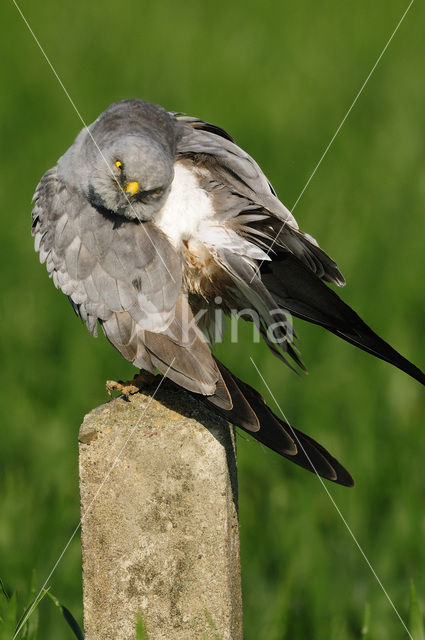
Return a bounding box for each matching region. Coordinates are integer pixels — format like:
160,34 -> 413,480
23,570 -> 40,640
14,588 -> 48,639
44,591 -> 84,640
0,593 -> 18,640
203,610 -> 222,640
361,602 -> 371,638
135,613 -> 148,640
61,606 -> 84,640
409,581 -> 424,640
0,580 -> 9,601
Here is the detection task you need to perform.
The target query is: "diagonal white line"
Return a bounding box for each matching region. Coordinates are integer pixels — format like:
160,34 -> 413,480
12,0 -> 176,284
249,355 -> 413,640
250,0 -> 415,282
291,0 -> 415,212
13,367 -> 173,639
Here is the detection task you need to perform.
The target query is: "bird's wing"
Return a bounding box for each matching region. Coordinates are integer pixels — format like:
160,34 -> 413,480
98,293 -> 228,397
32,166 -> 229,397
175,116 -> 425,386
174,115 -> 345,286
32,166 -> 182,335
261,252 -> 425,385
143,293 -> 226,396
215,248 -> 305,371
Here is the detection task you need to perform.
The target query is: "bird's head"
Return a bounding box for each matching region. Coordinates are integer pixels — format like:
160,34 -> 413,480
86,134 -> 174,221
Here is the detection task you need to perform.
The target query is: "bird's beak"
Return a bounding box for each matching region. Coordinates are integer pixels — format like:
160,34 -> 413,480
124,181 -> 139,197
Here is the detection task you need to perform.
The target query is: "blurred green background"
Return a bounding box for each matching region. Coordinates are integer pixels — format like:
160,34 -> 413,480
1,0 -> 424,638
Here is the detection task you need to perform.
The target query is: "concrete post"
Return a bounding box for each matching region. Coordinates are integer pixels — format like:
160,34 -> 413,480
78,380 -> 242,640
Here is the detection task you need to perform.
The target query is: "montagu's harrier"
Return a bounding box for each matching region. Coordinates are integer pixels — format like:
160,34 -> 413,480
32,99 -> 425,486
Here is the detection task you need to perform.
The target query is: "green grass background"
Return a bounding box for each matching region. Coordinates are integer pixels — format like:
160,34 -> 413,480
1,0 -> 425,637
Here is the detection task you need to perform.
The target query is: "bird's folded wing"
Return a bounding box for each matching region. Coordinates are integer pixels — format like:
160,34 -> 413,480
175,115 -> 294,222
216,248 -> 304,372
32,167 -> 233,398
32,167 -> 182,334
261,252 -> 425,385
143,293 -> 228,397
174,115 -> 344,286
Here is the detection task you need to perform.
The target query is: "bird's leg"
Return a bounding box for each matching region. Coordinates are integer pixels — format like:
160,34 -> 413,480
106,370 -> 157,399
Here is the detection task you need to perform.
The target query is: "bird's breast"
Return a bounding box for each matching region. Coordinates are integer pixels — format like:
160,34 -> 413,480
153,160 -> 215,247
153,159 -> 231,301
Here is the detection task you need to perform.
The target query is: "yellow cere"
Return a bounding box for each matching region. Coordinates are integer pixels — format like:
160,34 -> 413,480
114,160 -> 123,170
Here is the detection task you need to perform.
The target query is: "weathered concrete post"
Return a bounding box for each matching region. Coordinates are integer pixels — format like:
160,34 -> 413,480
79,380 -> 242,640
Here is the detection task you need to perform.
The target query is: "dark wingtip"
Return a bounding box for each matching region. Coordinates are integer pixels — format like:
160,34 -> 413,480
262,253 -> 425,387
403,365 -> 425,386
335,327 -> 425,387
287,427 -> 355,488
334,467 -> 355,488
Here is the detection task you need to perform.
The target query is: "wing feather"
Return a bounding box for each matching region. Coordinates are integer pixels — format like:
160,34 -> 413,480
175,116 -> 344,285
32,167 -> 182,335
143,294 -> 223,396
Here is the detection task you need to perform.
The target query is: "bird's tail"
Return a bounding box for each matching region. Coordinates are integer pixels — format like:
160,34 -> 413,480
261,253 -> 425,385
204,358 -> 355,487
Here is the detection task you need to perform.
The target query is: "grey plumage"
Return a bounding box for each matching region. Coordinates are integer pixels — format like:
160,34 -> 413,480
33,164 -> 182,334
175,116 -> 345,286
32,99 -> 425,487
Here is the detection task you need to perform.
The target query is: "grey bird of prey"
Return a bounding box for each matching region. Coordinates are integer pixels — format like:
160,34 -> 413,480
32,99 -> 425,487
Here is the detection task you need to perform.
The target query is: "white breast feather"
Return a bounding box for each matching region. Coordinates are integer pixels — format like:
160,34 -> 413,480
154,163 -> 215,246
154,162 -> 270,261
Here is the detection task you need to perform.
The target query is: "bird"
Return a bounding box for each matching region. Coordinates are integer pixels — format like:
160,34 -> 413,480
32,98 -> 425,487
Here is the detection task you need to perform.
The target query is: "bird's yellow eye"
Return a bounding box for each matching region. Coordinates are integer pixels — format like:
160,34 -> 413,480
155,188 -> 162,195
115,160 -> 123,171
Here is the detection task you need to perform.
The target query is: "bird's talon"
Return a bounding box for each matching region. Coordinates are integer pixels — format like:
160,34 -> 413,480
105,372 -> 156,398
